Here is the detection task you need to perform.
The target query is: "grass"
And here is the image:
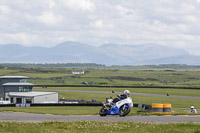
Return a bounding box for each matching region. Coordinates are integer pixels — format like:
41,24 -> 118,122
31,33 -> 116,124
58,91 -> 200,108
0,91 -> 196,115
0,106 -> 144,116
2,67 -> 200,86
0,106 -> 198,116
0,106 -> 102,115
34,90 -> 200,109
0,121 -> 200,133
35,86 -> 200,97
1,67 -> 200,115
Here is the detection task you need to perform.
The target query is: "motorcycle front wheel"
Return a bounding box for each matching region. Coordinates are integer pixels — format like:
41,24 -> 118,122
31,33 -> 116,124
99,107 -> 108,116
119,105 -> 131,117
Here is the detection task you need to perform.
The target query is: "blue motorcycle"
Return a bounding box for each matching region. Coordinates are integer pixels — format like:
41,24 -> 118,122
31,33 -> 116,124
99,97 -> 133,117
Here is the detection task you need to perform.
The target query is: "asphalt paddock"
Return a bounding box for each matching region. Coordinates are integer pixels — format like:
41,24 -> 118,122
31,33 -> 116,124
0,112 -> 200,123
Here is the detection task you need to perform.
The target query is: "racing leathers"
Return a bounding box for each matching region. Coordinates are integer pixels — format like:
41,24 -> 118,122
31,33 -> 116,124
112,94 -> 128,103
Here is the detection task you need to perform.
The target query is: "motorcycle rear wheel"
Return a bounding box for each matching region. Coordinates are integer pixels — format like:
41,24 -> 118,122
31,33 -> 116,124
99,107 -> 108,116
119,105 -> 131,117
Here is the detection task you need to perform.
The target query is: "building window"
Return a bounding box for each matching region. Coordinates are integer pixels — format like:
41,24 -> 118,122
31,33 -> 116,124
19,87 -> 23,92
24,87 -> 30,92
18,86 -> 32,92
26,99 -> 32,103
29,87 -> 32,91
20,79 -> 27,83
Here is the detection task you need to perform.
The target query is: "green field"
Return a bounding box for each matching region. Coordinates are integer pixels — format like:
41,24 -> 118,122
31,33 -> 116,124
0,106 -> 195,115
0,121 -> 200,133
56,91 -> 200,108
0,106 -> 102,115
1,67 -> 200,115
35,86 -> 200,97
2,67 -> 200,86
0,91 -> 198,115
1,67 -> 200,132
0,106 -> 144,116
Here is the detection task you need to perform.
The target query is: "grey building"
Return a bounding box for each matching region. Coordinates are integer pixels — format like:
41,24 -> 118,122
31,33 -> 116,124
0,76 -> 58,104
0,76 -> 33,100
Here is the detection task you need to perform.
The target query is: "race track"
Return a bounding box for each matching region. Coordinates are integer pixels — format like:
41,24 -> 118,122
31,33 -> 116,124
0,112 -> 200,123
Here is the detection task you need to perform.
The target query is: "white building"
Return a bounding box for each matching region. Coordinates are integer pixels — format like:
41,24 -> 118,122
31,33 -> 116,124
0,76 -> 59,104
72,70 -> 85,75
8,92 -> 58,104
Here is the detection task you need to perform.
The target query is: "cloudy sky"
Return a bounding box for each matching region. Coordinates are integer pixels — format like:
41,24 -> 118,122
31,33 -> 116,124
0,0 -> 200,55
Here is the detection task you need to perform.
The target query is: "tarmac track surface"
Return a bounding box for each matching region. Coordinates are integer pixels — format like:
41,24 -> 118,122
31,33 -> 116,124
0,112 -> 200,123
35,89 -> 200,100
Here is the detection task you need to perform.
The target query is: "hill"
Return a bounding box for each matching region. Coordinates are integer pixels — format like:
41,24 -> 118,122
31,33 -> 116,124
0,42 -> 199,65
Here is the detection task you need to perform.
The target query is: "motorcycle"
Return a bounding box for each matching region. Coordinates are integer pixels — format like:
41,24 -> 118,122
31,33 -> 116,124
99,97 -> 133,117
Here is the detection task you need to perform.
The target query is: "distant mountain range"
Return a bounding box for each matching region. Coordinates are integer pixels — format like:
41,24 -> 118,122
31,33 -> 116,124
0,41 -> 200,65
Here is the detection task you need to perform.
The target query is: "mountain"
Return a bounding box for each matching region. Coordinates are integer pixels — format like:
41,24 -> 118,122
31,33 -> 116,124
0,42 -> 199,65
99,43 -> 189,63
138,55 -> 200,65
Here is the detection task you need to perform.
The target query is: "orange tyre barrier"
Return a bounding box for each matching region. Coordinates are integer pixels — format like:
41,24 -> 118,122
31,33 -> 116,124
152,104 -> 163,113
163,104 -> 172,113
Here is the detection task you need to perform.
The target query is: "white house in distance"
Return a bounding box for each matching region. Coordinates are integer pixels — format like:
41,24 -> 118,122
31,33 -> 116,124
72,70 -> 85,75
0,76 -> 58,104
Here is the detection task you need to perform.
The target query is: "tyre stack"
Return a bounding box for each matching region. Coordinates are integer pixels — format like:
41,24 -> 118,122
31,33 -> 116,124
163,104 -> 172,114
152,104 -> 171,114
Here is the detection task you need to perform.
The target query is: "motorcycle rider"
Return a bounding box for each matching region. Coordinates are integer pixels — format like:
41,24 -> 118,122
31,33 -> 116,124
189,106 -> 198,114
112,90 -> 131,103
99,89 -> 133,117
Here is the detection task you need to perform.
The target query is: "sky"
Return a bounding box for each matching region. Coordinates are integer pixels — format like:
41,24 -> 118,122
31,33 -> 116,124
0,0 -> 200,55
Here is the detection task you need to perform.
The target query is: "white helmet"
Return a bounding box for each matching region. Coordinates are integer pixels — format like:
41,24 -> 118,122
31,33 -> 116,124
124,90 -> 130,95
191,106 -> 194,109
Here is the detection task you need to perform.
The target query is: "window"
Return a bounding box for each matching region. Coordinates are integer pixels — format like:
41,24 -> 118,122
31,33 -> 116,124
19,87 -> 23,92
20,79 -> 27,83
24,87 -> 29,92
29,87 -> 32,91
26,99 -> 32,103
16,98 -> 22,103
18,86 -> 32,92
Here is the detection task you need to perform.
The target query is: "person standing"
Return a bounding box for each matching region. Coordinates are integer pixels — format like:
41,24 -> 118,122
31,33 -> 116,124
189,106 -> 198,114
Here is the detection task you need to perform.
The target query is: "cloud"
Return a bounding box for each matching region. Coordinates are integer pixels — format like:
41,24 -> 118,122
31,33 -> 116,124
90,20 -> 113,29
115,5 -> 134,16
0,0 -> 200,56
60,0 -> 95,12
37,11 -> 63,26
48,1 -> 56,8
0,5 -> 10,14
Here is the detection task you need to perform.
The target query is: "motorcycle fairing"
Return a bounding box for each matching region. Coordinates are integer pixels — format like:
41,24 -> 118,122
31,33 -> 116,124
107,104 -> 119,115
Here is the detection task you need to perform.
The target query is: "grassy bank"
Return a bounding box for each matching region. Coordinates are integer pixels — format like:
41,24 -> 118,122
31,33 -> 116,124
0,121 -> 200,133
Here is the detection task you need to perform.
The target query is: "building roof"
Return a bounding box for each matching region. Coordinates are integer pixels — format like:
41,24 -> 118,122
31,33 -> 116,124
0,76 -> 29,79
2,82 -> 35,86
8,92 -> 57,97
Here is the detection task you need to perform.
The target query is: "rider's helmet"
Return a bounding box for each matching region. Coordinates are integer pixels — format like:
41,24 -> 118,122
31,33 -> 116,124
191,106 -> 194,109
124,90 -> 131,96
